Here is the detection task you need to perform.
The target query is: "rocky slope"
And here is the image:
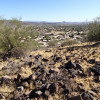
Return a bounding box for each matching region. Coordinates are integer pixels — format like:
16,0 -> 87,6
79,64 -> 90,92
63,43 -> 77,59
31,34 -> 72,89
0,42 -> 100,100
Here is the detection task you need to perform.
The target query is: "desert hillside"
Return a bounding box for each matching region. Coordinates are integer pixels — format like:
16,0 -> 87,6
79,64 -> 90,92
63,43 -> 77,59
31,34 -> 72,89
0,42 -> 100,100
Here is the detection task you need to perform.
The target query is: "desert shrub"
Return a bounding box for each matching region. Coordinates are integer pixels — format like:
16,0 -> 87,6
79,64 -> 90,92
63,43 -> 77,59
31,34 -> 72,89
43,35 -> 51,42
87,18 -> 100,41
0,17 -> 39,58
69,34 -> 74,38
61,39 -> 78,46
48,39 -> 58,47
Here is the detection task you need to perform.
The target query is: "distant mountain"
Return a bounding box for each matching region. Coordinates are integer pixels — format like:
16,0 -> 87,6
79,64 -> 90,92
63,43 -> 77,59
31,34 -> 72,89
23,21 -> 90,26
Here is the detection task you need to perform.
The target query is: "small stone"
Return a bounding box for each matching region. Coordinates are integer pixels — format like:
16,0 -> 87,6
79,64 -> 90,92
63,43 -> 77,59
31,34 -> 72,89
42,58 -> 49,62
76,64 -> 83,71
1,75 -> 11,84
29,62 -> 33,67
77,83 -> 85,92
35,54 -> 42,60
96,61 -> 100,65
0,94 -> 3,99
88,59 -> 95,64
68,95 -> 82,100
49,83 -> 56,94
17,74 -> 25,82
90,65 -> 100,75
65,60 -> 76,69
81,91 -> 94,100
29,73 -> 37,81
66,56 -> 70,60
95,76 -> 100,82
17,86 -> 24,91
35,90 -> 42,95
21,81 -> 29,88
44,90 -> 49,96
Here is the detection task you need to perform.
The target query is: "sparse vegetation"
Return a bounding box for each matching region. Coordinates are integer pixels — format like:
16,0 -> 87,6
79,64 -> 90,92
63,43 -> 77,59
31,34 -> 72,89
61,39 -> 78,46
48,39 -> 58,47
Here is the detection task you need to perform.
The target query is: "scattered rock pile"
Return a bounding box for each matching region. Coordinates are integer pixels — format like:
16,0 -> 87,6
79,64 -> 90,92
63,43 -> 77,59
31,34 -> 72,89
0,42 -> 100,100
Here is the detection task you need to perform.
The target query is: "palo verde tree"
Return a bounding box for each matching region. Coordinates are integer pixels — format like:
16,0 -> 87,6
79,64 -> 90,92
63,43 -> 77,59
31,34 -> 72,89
0,17 -> 39,58
87,17 -> 100,41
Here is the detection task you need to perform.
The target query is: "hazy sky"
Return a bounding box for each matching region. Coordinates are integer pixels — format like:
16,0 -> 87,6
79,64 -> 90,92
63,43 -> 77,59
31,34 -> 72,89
0,0 -> 100,22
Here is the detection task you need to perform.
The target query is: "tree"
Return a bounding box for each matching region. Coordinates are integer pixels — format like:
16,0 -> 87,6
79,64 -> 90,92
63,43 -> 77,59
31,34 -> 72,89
87,17 -> 100,41
0,17 -> 39,58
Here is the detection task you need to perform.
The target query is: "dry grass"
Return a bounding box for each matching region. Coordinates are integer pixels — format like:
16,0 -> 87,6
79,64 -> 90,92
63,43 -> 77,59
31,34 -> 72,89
21,66 -> 33,77
0,42 -> 99,99
0,85 -> 14,93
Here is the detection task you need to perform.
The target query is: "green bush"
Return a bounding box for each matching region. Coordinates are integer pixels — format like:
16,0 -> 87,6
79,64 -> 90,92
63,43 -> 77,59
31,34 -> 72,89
48,39 -> 58,47
61,39 -> 78,46
0,18 -> 39,58
43,35 -> 51,41
87,18 -> 100,41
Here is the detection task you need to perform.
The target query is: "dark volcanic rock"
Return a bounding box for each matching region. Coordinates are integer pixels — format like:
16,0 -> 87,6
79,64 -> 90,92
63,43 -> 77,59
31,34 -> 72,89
76,64 -> 83,71
42,58 -> 49,62
35,54 -> 42,60
1,75 -> 12,85
68,95 -> 82,100
81,91 -> 94,100
66,56 -> 70,60
29,89 -> 42,99
77,83 -> 85,92
67,47 -> 74,51
95,75 -> 100,82
28,61 -> 33,67
65,60 -> 76,69
0,94 -> 3,99
52,54 -> 62,62
96,61 -> 100,65
90,65 -> 100,76
49,83 -> 57,94
88,59 -> 96,64
54,57 -> 62,62
16,74 -> 25,83
17,86 -> 24,92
